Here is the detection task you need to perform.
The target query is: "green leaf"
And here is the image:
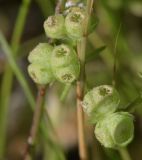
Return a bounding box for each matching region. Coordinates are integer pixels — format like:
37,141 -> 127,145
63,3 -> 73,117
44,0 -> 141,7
88,14 -> 99,35
86,45 -> 106,63
138,72 -> 142,79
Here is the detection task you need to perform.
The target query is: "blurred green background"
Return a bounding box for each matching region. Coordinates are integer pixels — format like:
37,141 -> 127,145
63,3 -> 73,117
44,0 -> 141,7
0,0 -> 142,159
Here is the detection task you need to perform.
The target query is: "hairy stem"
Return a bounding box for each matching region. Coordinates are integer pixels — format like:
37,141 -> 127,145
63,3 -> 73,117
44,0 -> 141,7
76,0 -> 94,159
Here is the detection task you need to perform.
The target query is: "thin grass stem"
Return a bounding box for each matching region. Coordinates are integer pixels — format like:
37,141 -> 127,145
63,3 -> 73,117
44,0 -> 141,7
0,31 -> 66,160
0,31 -> 35,107
0,0 -> 31,156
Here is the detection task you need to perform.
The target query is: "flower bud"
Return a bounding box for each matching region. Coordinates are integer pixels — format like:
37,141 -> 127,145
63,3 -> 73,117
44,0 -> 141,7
28,43 -> 53,65
28,63 -> 54,85
51,44 -> 80,83
82,85 -> 120,123
95,112 -> 134,148
44,14 -> 66,39
65,7 -> 87,39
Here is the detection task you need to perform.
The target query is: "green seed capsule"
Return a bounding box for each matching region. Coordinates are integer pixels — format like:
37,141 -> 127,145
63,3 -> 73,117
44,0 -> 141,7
51,44 -> 80,83
65,7 -> 87,39
95,112 -> 134,148
28,63 -> 54,85
28,43 -> 53,65
28,43 -> 54,84
53,65 -> 79,83
51,44 -> 78,67
44,14 -> 66,39
82,85 -> 120,123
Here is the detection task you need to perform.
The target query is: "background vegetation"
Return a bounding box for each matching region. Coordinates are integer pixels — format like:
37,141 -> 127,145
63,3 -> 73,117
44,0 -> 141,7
0,0 -> 142,159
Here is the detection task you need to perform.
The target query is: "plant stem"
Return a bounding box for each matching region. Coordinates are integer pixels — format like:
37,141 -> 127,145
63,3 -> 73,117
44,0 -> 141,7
40,120 -> 65,160
60,84 -> 72,102
0,32 -> 66,160
77,38 -> 88,160
119,148 -> 132,160
0,0 -> 31,157
112,24 -> 121,87
76,1 -> 94,159
24,86 -> 47,160
0,31 -> 35,107
24,1 -> 67,159
11,0 -> 31,53
55,0 -> 65,14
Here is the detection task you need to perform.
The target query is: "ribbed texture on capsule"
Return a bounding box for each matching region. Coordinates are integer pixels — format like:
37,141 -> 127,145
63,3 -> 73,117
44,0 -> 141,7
95,112 -> 134,148
65,7 -> 87,39
51,44 -> 80,83
82,85 -> 120,123
27,43 -> 54,85
44,14 -> 66,39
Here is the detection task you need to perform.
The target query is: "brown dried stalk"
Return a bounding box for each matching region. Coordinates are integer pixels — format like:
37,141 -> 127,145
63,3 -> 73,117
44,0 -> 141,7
23,1 -> 65,159
23,85 -> 47,160
76,0 -> 94,160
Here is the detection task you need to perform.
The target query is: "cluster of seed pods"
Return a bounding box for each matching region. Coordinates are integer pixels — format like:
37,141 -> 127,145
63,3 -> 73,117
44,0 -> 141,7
82,85 -> 134,148
27,4 -> 134,149
28,6 -> 88,85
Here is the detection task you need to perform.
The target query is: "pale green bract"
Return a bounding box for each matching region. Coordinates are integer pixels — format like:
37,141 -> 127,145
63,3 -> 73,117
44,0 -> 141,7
95,112 -> 134,148
82,85 -> 120,123
44,14 -> 66,39
51,44 -> 80,83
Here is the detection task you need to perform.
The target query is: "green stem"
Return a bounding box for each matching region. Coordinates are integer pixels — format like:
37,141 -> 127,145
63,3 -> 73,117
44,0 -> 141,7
0,0 -> 31,157
60,84 -> 72,102
41,121 -> 65,160
0,0 -> 66,158
11,0 -> 31,53
0,31 -> 34,107
0,31 -> 66,160
119,148 -> 132,160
